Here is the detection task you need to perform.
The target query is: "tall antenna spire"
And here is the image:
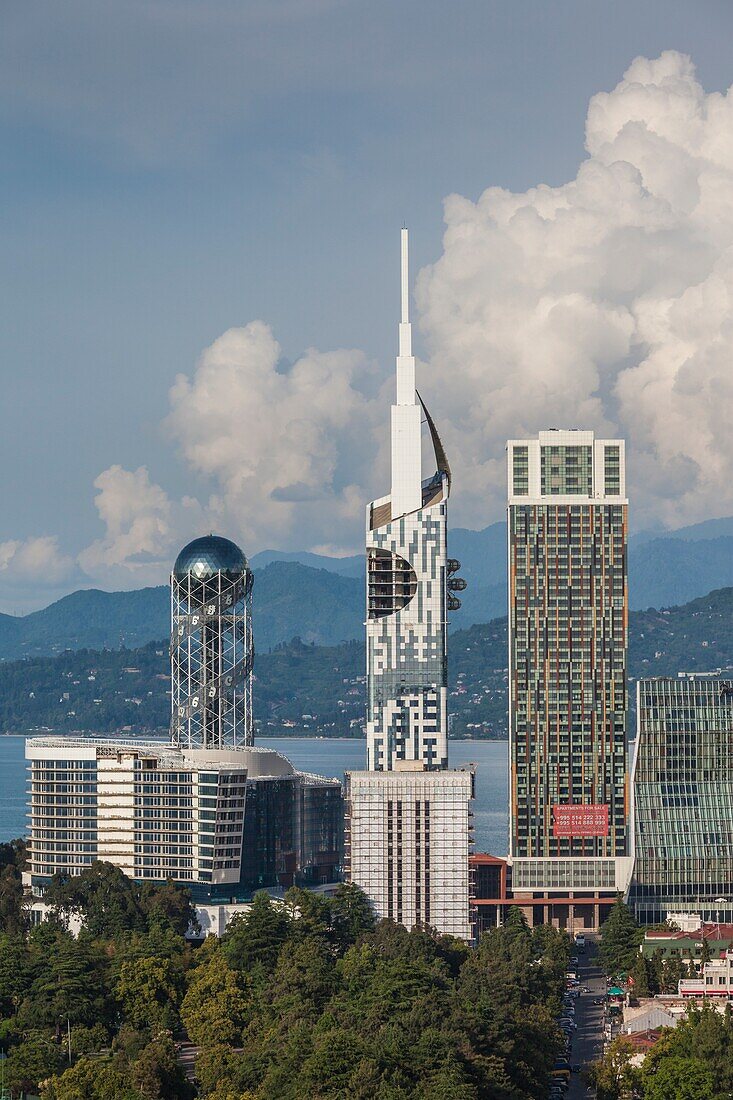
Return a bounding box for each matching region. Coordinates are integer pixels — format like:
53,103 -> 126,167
398,227 -> 412,363
391,228 -> 422,516
401,227 -> 409,323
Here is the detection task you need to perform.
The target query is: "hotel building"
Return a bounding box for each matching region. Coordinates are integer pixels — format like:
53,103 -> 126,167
25,536 -> 343,921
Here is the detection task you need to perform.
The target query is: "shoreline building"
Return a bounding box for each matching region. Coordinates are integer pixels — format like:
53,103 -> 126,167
345,230 -> 474,940
478,430 -> 633,932
26,738 -> 341,902
629,676 -> 733,926
25,535 -> 343,927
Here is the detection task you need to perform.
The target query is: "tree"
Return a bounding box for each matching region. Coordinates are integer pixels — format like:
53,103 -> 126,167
661,955 -> 687,994
630,953 -> 652,998
0,839 -> 27,934
42,1056 -> 145,1100
416,1060 -> 479,1100
115,956 -> 183,1032
329,883 -> 376,949
180,953 -> 250,1047
221,893 -> 291,976
641,1055 -> 715,1100
599,895 -> 642,975
0,932 -> 31,1015
138,881 -> 198,937
24,931 -> 109,1029
5,1031 -> 65,1097
588,1037 -> 638,1100
44,862 -> 146,938
130,1037 -> 192,1100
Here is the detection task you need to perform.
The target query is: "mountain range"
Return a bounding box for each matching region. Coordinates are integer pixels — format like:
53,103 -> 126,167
1,517 -> 733,661
1,586 -> 730,739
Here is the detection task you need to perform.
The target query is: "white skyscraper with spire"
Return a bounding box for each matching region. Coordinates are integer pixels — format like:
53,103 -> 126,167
364,228 -> 461,772
345,231 -> 474,940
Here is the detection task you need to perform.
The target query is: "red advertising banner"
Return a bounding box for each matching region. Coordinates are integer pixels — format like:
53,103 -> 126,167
552,803 -> 609,838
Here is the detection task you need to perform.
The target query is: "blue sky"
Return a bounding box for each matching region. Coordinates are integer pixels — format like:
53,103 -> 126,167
2,1 -> 733,611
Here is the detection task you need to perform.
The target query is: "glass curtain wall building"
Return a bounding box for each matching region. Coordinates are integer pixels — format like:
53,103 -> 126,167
507,430 -> 631,903
630,677 -> 733,924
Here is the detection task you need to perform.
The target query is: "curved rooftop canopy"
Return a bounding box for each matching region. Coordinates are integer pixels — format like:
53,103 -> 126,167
173,535 -> 248,581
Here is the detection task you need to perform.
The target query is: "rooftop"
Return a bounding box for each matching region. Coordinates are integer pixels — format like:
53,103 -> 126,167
645,923 -> 733,942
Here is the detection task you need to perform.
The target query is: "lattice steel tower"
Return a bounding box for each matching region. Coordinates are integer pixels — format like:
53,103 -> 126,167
170,535 -> 254,749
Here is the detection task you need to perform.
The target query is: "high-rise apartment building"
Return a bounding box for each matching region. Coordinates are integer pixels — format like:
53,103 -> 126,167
629,676 -> 733,925
346,231 -> 473,940
507,430 -> 631,905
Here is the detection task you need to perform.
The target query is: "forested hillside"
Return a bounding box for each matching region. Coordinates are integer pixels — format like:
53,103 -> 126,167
0,588 -> 731,739
4,517 -> 733,662
0,561 -> 363,660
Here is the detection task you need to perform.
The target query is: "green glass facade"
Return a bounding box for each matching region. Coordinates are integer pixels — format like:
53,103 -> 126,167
630,677 -> 733,924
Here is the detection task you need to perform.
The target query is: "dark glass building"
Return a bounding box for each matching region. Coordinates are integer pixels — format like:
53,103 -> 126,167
630,676 -> 733,924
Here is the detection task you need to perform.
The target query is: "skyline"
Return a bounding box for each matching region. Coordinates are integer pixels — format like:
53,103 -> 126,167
5,5 -> 733,612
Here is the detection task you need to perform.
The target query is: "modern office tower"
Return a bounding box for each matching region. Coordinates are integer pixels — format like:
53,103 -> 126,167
25,737 -> 342,901
346,231 -> 473,941
171,535 -> 254,749
506,430 -> 632,914
629,676 -> 733,925
366,229 -> 464,772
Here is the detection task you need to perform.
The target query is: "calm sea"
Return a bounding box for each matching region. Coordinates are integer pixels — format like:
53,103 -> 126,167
0,736 -> 509,855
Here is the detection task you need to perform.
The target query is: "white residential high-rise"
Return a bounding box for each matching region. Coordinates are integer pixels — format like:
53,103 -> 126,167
346,230 -> 473,941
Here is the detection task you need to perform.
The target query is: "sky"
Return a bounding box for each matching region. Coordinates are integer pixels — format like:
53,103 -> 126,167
3,0 -> 733,611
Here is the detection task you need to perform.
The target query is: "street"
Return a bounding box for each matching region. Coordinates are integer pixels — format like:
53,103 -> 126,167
565,936 -> 604,1099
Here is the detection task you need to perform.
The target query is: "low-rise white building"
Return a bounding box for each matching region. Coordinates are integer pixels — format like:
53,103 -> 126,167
679,951 -> 733,998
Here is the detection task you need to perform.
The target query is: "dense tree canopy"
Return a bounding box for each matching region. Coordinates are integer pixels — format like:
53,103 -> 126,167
591,1003 -> 733,1100
185,890 -> 570,1099
43,860 -> 198,938
0,868 -> 577,1100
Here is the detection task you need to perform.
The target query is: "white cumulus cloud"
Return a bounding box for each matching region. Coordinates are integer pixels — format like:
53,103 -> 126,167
0,536 -> 74,583
417,50 -> 733,529
164,320 -> 384,552
78,465 -> 208,587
